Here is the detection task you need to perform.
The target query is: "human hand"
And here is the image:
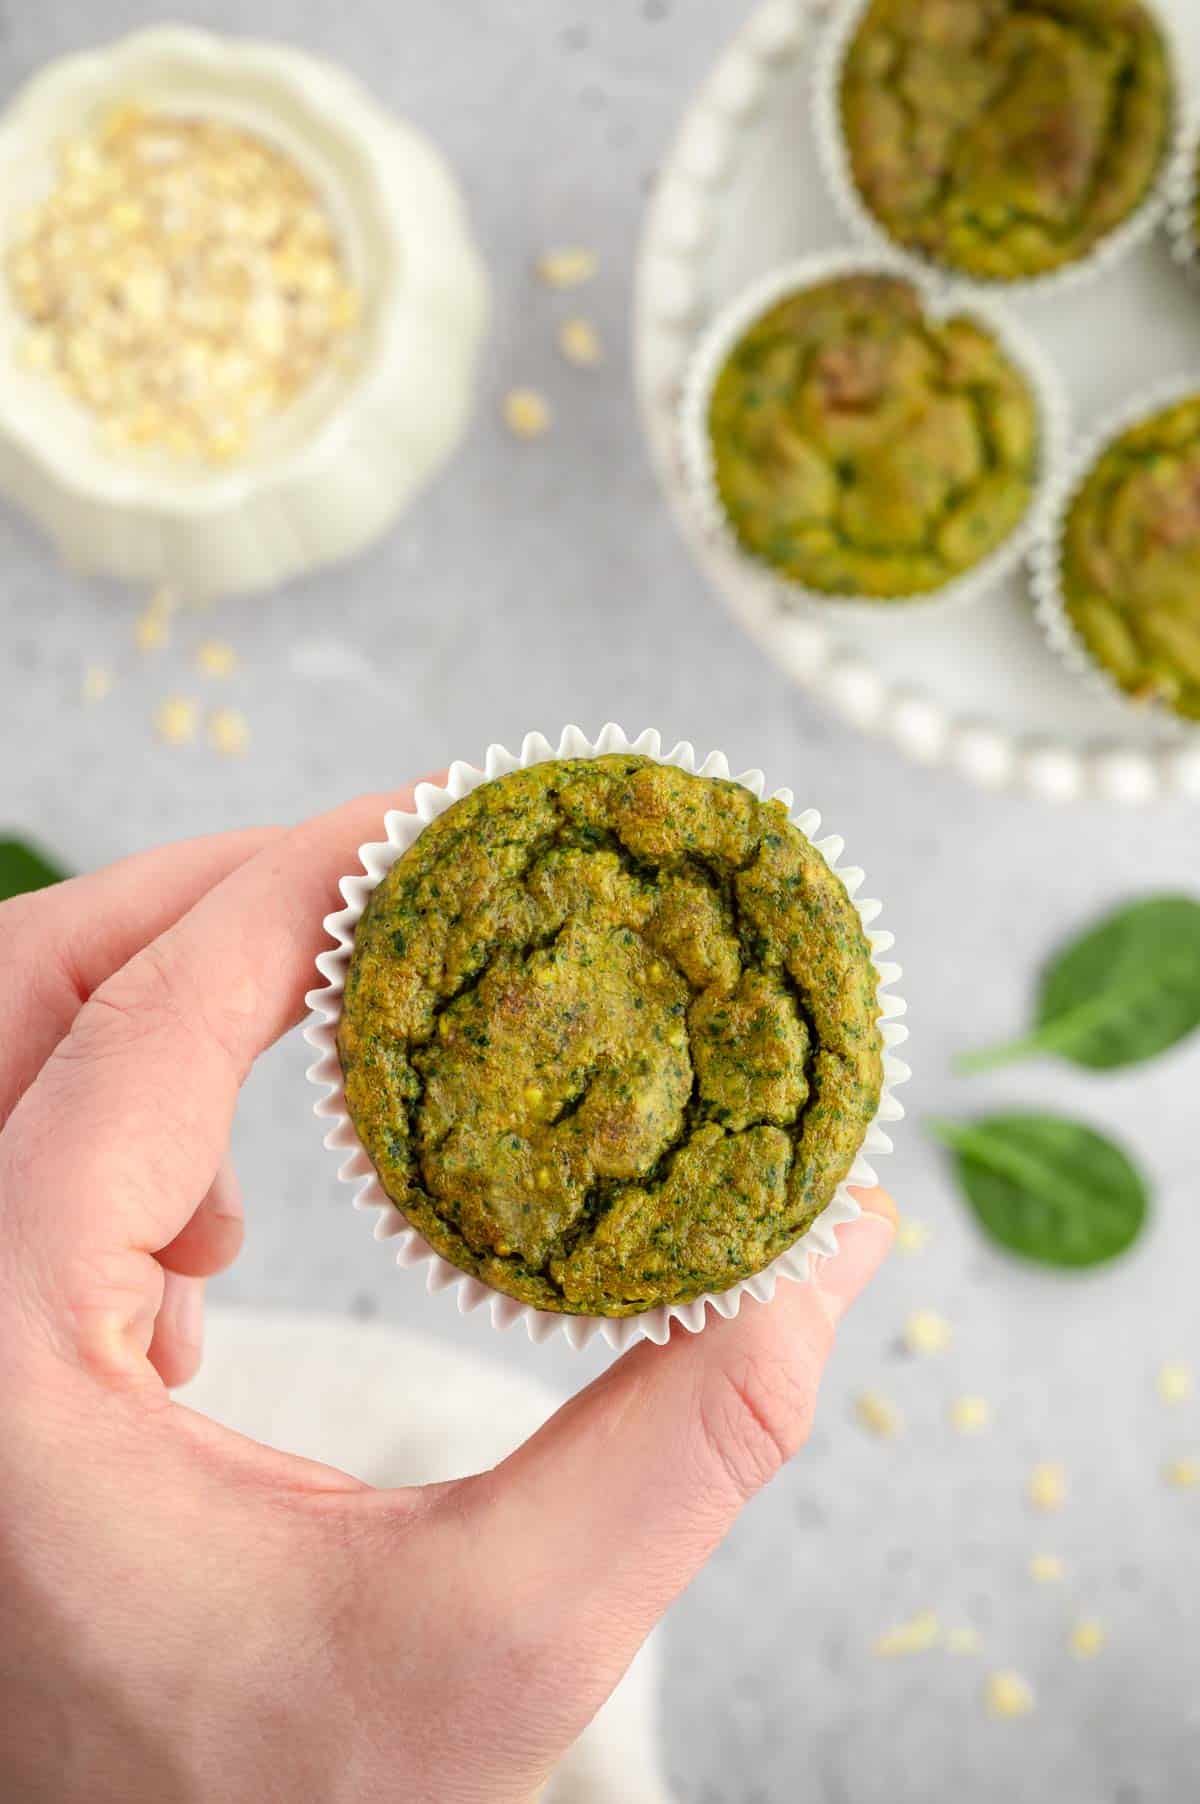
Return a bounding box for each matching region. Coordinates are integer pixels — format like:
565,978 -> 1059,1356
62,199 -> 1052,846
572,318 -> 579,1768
0,792 -> 895,1804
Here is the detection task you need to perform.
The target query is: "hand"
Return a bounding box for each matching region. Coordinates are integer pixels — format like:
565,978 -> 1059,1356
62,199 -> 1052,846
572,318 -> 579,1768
0,792 -> 895,1804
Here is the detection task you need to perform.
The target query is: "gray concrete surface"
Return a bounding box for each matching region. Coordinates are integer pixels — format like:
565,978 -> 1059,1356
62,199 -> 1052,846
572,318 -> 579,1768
4,4 -> 1198,1800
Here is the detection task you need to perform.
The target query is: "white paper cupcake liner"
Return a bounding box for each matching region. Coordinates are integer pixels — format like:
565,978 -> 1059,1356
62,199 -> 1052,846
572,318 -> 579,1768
678,248 -> 1068,620
1031,376 -> 1200,732
1165,104 -> 1200,278
813,0 -> 1181,304
303,723 -> 909,1354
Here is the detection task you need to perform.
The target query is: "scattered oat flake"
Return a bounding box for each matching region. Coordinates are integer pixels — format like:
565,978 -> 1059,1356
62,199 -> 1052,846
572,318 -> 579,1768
1028,1462 -> 1067,1513
896,1217 -> 931,1254
194,638 -> 238,678
1029,1553 -> 1066,1584
947,1627 -> 981,1656
1165,1455 -> 1200,1489
855,1390 -> 902,1438
536,246 -> 597,288
985,1670 -> 1035,1719
134,585 -> 176,652
950,1395 -> 992,1435
154,695 -> 198,745
1069,1618 -> 1106,1660
559,316 -> 602,366
208,706 -> 249,757
504,387 -> 551,439
905,1309 -> 953,1356
1157,1363 -> 1193,1404
135,610 -> 168,653
872,1610 -> 940,1657
81,664 -> 112,702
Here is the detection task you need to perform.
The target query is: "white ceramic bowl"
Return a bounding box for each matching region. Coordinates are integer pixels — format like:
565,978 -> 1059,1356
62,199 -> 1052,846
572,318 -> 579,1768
0,27 -> 489,600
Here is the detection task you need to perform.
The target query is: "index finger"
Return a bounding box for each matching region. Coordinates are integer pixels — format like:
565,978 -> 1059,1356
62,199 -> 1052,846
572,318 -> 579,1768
0,827 -> 278,1128
1,787 -> 420,1348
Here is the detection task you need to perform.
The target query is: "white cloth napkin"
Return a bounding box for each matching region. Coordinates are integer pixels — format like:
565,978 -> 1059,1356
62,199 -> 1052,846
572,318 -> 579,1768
182,1308 -> 674,1804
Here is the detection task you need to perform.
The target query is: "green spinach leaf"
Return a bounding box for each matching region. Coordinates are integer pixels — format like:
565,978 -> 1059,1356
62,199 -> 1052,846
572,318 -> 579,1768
958,896 -> 1200,1073
928,1112 -> 1149,1269
0,836 -> 67,903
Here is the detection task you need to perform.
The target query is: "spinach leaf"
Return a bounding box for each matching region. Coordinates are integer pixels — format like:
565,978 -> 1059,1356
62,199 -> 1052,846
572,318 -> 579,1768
958,896 -> 1200,1073
928,1112 -> 1149,1269
0,836 -> 67,903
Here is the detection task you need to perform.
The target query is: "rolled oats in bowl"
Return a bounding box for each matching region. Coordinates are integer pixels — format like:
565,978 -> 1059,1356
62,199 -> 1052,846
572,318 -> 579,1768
7,104 -> 361,466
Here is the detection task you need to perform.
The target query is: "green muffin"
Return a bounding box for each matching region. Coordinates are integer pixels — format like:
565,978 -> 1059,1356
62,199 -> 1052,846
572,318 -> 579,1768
707,272 -> 1039,598
338,755 -> 884,1316
1059,397 -> 1200,721
839,0 -> 1173,283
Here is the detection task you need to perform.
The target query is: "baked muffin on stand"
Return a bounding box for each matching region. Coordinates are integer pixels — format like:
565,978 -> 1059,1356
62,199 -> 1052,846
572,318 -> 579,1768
1034,385 -> 1200,725
817,0 -> 1177,293
680,254 -> 1066,613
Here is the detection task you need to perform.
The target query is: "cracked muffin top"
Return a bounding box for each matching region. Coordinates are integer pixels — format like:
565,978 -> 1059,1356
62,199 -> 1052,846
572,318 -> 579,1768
1060,396 -> 1200,721
707,273 -> 1040,598
338,756 -> 883,1316
839,0 -> 1173,282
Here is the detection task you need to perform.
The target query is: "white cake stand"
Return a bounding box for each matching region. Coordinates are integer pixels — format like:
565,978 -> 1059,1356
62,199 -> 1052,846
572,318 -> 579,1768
633,0 -> 1200,804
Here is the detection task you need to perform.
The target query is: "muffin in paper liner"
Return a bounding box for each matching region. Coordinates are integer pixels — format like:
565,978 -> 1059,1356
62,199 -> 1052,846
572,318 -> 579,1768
303,723 -> 909,1354
812,0 -> 1181,303
678,249 -> 1068,619
1031,377 -> 1200,731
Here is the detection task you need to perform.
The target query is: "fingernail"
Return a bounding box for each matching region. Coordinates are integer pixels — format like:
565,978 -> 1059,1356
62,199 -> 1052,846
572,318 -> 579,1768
162,1275 -> 205,1349
848,1183 -> 899,1227
815,1211 -> 895,1325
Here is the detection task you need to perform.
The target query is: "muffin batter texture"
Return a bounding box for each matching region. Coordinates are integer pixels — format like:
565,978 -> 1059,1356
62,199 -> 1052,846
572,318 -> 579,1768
708,273 -> 1039,598
1061,396 -> 1200,720
338,756 -> 883,1315
839,0 -> 1173,282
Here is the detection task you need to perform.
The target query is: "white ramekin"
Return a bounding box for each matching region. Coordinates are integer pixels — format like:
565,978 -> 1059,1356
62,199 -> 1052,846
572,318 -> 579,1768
0,27 -> 489,600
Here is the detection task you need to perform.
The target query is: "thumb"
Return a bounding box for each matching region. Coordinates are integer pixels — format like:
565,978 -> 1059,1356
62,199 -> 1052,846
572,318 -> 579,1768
450,1188 -> 896,1773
